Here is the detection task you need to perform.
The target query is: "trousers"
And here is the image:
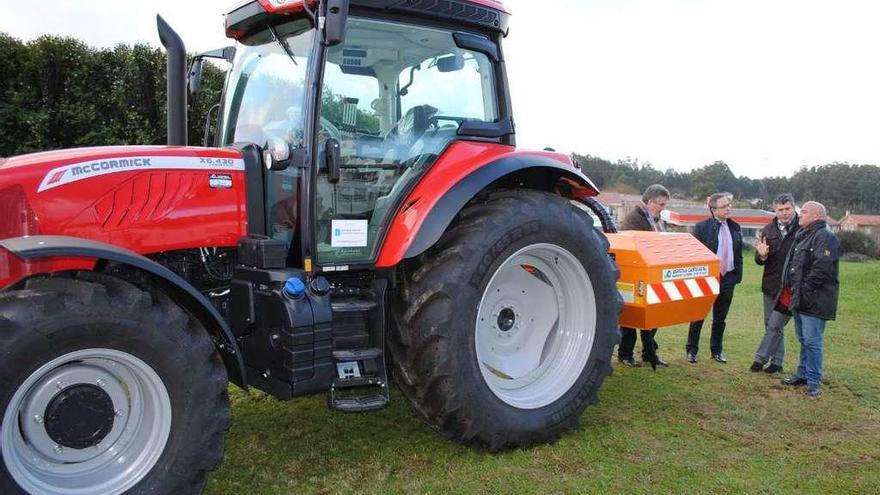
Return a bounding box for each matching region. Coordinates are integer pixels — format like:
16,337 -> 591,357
753,294 -> 790,366
686,283 -> 735,355
792,311 -> 826,388
618,327 -> 658,360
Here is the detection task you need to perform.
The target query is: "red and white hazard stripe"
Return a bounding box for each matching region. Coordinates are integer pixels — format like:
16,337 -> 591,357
646,277 -> 719,304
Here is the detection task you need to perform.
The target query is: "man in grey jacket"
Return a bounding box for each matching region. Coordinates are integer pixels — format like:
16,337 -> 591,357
750,194 -> 799,374
779,201 -> 840,397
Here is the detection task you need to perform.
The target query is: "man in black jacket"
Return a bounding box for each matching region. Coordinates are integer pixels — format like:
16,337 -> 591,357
750,194 -> 799,374
686,192 -> 743,364
780,201 -> 840,397
617,184 -> 669,368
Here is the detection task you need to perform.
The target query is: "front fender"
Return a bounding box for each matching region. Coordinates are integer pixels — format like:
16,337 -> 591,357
0,235 -> 246,389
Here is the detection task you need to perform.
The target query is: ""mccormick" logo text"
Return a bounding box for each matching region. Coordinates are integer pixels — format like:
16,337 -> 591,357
71,158 -> 153,176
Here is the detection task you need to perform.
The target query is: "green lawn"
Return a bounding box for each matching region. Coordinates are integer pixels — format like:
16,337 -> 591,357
205,261 -> 880,495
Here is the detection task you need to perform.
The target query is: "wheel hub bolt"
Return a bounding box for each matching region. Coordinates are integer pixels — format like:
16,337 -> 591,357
53,444 -> 63,454
33,415 -> 43,424
96,378 -> 106,388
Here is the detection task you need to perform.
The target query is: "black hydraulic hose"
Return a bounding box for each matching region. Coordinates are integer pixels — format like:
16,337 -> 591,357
579,197 -> 618,234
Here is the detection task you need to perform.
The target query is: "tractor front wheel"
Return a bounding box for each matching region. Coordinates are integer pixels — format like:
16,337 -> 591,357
0,272 -> 230,495
391,190 -> 622,450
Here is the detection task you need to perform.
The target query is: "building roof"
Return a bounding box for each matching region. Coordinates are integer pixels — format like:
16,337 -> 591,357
594,191 -> 700,208
826,216 -> 840,226
663,206 -> 775,227
594,192 -> 641,206
841,214 -> 880,226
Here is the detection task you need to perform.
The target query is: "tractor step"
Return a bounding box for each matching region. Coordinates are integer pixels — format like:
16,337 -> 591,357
331,298 -> 377,313
327,280 -> 390,413
329,351 -> 390,412
329,373 -> 389,412
330,393 -> 389,413
332,375 -> 384,389
333,348 -> 382,361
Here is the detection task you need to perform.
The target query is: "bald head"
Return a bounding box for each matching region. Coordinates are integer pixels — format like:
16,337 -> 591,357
799,201 -> 827,228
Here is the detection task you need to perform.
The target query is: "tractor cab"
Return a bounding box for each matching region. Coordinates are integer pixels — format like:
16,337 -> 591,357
199,0 -> 517,410
219,0 -> 511,269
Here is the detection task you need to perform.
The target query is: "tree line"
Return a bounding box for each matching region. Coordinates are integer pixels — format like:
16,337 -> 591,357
0,33 -> 224,156
2,33 -> 878,218
573,155 -> 880,219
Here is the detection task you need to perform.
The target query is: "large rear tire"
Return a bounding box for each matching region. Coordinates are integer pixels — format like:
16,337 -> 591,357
0,272 -> 230,495
390,190 -> 622,450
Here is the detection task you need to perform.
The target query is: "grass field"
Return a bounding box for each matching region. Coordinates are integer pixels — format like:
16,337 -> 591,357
205,261 -> 880,495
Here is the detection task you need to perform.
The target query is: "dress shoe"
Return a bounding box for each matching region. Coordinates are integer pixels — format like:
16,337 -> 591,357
618,356 -> 641,368
643,354 -> 669,368
806,385 -> 821,397
764,364 -> 783,374
750,361 -> 764,372
711,352 -> 727,364
686,352 -> 697,363
781,376 -> 807,386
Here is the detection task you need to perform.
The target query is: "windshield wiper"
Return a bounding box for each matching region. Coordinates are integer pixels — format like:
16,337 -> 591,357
269,25 -> 298,66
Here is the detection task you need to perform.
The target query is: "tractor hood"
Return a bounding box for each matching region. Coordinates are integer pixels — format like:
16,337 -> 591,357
0,145 -> 244,192
0,145 -> 249,255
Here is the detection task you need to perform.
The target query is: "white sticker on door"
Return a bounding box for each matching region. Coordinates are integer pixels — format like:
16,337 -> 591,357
331,219 -> 369,247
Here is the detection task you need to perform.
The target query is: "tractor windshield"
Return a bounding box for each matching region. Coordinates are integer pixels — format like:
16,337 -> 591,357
219,19 -> 314,243
315,16 -> 499,265
219,15 -> 500,266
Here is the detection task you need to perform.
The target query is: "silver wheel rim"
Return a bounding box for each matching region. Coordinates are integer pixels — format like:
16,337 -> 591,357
475,243 -> 597,409
2,348 -> 172,495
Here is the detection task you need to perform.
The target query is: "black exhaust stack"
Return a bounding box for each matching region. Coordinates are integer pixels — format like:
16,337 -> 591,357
157,15 -> 187,146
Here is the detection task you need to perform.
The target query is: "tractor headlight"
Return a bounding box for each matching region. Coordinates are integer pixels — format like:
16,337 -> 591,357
0,185 -> 40,239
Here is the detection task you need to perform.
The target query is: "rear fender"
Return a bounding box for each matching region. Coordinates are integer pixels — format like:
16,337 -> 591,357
376,151 -> 599,267
0,235 -> 246,389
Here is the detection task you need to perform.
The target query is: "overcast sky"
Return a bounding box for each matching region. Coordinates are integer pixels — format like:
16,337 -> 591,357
2,0 -> 879,178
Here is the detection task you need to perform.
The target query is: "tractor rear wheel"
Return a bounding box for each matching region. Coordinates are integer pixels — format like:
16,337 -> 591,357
390,190 -> 621,450
0,272 -> 230,495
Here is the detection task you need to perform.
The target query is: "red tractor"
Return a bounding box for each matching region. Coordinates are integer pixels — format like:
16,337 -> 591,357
0,1 -> 627,493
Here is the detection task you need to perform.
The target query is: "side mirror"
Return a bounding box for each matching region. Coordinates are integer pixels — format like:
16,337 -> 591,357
322,0 -> 349,47
188,57 -> 204,95
437,54 -> 464,72
188,46 -> 235,97
325,138 -> 341,183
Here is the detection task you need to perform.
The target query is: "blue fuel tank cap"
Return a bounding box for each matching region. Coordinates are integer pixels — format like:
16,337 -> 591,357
283,277 -> 306,298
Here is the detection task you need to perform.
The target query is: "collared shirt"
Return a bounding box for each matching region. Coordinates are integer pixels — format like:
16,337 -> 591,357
717,220 -> 735,274
778,219 -> 790,238
640,204 -> 666,233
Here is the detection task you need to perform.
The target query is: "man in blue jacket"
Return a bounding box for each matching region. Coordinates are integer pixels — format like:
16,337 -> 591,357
686,192 -> 743,364
779,201 -> 840,397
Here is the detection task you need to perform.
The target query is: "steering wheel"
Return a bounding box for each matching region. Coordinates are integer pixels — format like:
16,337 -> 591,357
394,105 -> 438,142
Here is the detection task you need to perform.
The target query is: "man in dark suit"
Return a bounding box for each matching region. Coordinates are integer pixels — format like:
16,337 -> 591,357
617,184 -> 670,368
686,192 -> 743,364
750,193 -> 799,374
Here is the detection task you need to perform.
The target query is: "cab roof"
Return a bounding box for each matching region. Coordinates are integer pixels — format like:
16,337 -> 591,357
226,0 -> 510,40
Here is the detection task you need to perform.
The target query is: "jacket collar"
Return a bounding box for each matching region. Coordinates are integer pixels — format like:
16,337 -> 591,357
797,219 -> 827,239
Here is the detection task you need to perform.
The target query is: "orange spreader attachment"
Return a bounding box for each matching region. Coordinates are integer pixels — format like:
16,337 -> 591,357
607,231 -> 720,330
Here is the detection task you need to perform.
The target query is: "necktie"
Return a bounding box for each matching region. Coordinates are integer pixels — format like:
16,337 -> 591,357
719,221 -> 732,276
